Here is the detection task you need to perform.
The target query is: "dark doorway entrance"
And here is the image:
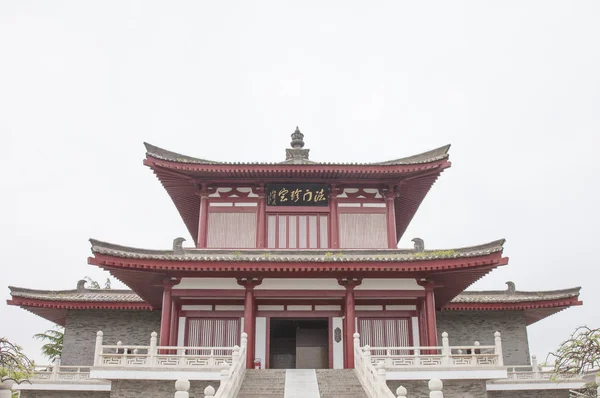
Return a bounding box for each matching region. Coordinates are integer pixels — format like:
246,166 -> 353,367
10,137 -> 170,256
269,318 -> 329,369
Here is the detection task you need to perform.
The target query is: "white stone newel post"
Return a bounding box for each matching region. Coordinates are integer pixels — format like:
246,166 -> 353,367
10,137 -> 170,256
396,386 -> 407,398
441,332 -> 450,366
240,332 -> 248,365
364,345 -> 371,365
204,385 -> 215,398
428,378 -> 444,398
94,331 -> 104,366
174,379 -> 190,398
471,342 -> 480,366
376,361 -> 386,384
219,364 -> 230,387
117,341 -> 127,366
150,331 -> 158,367
354,333 -> 360,368
52,356 -> 61,380
531,355 -> 540,379
494,332 -> 503,366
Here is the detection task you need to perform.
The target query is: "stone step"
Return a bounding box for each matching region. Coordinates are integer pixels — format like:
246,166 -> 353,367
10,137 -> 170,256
316,369 -> 368,398
238,370 -> 286,398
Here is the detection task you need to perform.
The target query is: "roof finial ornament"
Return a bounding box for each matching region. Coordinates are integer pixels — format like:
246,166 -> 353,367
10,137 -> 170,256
506,281 -> 516,294
290,126 -> 305,149
173,237 -> 186,255
412,238 -> 425,252
285,126 -> 311,163
76,279 -> 87,292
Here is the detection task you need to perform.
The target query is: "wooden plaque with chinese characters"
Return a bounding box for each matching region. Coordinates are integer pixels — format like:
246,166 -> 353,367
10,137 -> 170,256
266,184 -> 329,206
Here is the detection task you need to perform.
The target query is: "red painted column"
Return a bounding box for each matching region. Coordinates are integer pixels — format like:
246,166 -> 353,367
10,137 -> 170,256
256,186 -> 266,248
424,286 -> 439,347
197,187 -> 209,248
160,285 -> 173,347
417,299 -> 428,348
345,286 -> 355,368
239,278 -> 262,369
339,278 -> 361,368
329,186 -> 339,249
169,302 -> 179,347
384,186 -> 398,249
243,287 -> 255,368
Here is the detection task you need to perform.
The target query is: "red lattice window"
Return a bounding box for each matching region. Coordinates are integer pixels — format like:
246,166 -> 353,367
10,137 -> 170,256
267,214 -> 329,249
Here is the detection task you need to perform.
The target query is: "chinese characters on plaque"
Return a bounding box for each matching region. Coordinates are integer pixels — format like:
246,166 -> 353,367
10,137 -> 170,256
266,184 -> 329,206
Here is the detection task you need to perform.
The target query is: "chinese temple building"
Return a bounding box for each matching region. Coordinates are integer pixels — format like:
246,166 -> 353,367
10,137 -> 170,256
7,129 -> 584,398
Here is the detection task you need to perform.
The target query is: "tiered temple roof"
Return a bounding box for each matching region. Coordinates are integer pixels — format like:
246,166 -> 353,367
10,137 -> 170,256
144,134 -> 451,243
87,238 -> 509,308
8,282 -> 581,326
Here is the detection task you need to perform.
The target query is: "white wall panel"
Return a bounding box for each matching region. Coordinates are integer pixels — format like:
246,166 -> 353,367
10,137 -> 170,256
255,317 -> 266,366
332,317 -> 344,369
339,213 -> 387,248
207,212 -> 257,248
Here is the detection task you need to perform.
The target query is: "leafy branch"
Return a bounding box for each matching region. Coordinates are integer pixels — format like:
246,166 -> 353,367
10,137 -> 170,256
0,337 -> 34,384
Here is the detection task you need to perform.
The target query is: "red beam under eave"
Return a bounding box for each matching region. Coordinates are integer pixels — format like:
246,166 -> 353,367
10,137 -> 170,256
87,252 -> 505,273
443,298 -> 582,311
6,298 -> 153,311
144,158 -> 450,175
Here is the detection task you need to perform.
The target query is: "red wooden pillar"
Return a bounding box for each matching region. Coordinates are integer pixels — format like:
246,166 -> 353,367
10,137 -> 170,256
238,278 -> 262,369
197,186 -> 209,248
417,299 -> 428,348
424,286 -> 438,347
339,278 -> 361,368
384,186 -> 397,249
159,279 -> 180,347
256,185 -> 266,248
329,186 -> 339,249
169,301 -> 180,347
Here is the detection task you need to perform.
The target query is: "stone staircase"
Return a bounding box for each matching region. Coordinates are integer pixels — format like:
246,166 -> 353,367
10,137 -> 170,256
316,369 -> 368,398
237,369 -> 286,398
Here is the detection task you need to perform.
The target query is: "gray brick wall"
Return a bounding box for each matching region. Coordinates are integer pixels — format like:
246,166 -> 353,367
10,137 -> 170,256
110,380 -> 218,398
488,389 -> 570,398
61,309 -> 161,366
436,310 -> 531,366
387,380 -> 487,398
20,391 -> 109,398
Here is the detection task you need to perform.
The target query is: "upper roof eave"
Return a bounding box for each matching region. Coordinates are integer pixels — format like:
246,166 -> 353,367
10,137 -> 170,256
144,142 -> 451,168
88,238 -> 505,263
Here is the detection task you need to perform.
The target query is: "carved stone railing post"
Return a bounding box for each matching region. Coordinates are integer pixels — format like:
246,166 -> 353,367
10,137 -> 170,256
149,331 -> 158,367
174,379 -> 190,398
219,366 -> 229,387
429,379 -> 444,398
494,332 -> 503,366
364,345 -> 371,365
94,331 -> 103,366
414,348 -> 421,366
52,356 -> 61,381
471,341 -> 480,365
531,355 -> 540,379
203,385 -> 215,398
376,361 -> 387,384
396,386 -> 408,398
441,332 -> 450,366
117,342 -> 126,366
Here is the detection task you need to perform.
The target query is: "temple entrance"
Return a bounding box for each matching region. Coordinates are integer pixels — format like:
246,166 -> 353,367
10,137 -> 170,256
269,318 -> 329,369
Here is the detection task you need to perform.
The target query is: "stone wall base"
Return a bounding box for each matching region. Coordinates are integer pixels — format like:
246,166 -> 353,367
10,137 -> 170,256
387,379 -> 487,398
488,389 -> 571,398
20,391 -> 109,398
110,380 -> 219,398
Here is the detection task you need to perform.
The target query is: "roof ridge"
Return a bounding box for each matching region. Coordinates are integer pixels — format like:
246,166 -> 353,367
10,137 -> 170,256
144,142 -> 451,166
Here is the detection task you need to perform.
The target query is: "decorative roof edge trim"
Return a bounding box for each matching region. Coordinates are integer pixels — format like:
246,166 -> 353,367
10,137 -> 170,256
6,297 -> 153,311
144,142 -> 451,167
444,298 -> 583,311
88,238 -> 506,263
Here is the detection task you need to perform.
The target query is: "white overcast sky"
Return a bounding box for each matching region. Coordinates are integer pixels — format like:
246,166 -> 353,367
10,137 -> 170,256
1,1 -> 599,364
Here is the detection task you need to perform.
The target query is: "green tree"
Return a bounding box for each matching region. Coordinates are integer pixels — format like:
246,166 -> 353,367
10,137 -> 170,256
549,326 -> 600,397
33,328 -> 63,361
0,337 -> 34,384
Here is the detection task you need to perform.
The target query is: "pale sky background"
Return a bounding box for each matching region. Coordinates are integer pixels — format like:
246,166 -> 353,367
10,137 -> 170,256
1,1 -> 599,365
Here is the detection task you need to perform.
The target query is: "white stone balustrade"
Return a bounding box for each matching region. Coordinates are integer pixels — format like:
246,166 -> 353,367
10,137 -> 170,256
363,331 -> 504,369
353,333 -> 396,398
93,330 -> 238,369
28,357 -> 94,382
503,355 -> 585,382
